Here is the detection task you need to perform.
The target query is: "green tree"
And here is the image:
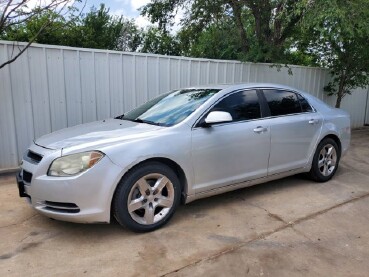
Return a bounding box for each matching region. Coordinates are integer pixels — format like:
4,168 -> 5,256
2,10 -> 69,45
177,12 -> 243,60
141,26 -> 181,55
0,0 -> 75,69
116,19 -> 142,52
141,0 -> 309,63
71,4 -> 125,50
1,4 -> 143,52
300,0 -> 369,108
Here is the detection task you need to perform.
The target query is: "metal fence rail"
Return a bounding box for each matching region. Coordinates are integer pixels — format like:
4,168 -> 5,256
0,40 -> 368,170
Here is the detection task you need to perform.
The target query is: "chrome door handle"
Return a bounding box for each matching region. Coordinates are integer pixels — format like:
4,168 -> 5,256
253,126 -> 267,133
308,119 -> 319,124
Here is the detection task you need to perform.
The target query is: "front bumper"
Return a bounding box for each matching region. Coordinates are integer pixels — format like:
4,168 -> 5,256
18,144 -> 123,223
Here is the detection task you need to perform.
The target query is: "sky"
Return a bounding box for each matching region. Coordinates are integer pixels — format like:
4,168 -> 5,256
80,0 -> 151,27
24,0 -> 182,31
75,0 -> 183,31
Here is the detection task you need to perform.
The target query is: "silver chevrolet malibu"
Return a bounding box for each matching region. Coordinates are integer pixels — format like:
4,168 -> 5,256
17,83 -> 351,232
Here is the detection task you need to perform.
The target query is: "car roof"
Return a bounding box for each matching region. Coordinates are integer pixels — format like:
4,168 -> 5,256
183,83 -> 324,109
182,83 -> 305,92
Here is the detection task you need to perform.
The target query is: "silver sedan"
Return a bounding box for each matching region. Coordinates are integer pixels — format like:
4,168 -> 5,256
17,83 -> 351,232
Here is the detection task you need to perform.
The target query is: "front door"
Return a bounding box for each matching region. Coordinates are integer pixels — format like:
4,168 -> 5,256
191,90 -> 271,193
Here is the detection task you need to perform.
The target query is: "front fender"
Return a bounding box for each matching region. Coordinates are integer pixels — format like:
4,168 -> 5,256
100,129 -> 195,202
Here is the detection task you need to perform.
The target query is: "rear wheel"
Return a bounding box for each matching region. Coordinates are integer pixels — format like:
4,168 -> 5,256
113,162 -> 181,232
308,138 -> 340,182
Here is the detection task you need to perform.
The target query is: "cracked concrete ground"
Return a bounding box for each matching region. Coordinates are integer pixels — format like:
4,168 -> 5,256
1,128 -> 369,277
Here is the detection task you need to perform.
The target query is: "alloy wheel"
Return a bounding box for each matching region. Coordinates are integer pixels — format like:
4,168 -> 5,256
127,173 -> 175,225
318,144 -> 337,177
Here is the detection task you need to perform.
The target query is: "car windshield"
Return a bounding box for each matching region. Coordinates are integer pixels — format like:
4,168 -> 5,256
121,89 -> 220,126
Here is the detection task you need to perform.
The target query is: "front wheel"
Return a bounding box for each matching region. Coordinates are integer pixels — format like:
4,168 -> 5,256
113,162 -> 181,232
308,138 -> 340,182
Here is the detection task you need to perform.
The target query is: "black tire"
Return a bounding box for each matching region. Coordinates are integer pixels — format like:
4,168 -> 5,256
113,161 -> 181,232
308,138 -> 341,182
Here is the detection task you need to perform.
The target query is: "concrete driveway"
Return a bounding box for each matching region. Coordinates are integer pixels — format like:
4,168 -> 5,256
1,128 -> 369,277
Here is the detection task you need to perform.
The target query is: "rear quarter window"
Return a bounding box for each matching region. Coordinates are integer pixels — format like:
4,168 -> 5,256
297,94 -> 314,113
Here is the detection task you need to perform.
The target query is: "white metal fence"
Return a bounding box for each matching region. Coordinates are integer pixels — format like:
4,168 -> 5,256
0,40 -> 368,171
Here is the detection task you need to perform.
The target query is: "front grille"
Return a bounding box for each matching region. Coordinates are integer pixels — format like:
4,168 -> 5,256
22,170 -> 33,183
43,201 -> 80,213
26,150 -> 43,164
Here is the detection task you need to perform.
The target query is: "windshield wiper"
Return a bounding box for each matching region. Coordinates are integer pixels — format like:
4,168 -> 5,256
114,114 -> 124,119
134,118 -> 164,126
115,114 -> 164,126
118,116 -> 163,126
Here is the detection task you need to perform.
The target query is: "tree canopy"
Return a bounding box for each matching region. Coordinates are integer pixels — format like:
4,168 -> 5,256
142,0 -> 310,63
141,0 -> 369,107
299,0 -> 369,107
0,0 -> 76,68
1,4 -> 142,52
1,0 -> 369,107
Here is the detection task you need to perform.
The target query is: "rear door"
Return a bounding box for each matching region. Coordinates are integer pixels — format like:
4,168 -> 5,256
261,89 -> 323,175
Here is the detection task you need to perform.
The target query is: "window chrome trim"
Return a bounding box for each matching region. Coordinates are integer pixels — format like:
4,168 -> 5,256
192,88 -> 260,129
192,87 -> 316,129
192,111 -> 317,130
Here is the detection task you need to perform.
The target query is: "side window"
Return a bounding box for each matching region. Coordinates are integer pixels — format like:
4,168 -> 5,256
211,90 -> 261,122
263,90 -> 302,116
297,94 -> 314,113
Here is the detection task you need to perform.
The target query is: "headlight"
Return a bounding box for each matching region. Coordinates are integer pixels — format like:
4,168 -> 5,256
48,151 -> 104,177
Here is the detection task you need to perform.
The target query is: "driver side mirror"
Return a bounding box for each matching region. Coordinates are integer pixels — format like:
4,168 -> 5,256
204,111 -> 233,126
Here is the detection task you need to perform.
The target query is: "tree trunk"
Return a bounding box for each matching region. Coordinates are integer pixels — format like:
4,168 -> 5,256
246,0 -> 272,45
335,94 -> 343,108
335,70 -> 346,108
228,0 -> 249,53
273,2 -> 284,45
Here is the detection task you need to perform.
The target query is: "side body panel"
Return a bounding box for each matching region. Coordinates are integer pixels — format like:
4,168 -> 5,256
267,112 -> 323,175
191,121 -> 270,193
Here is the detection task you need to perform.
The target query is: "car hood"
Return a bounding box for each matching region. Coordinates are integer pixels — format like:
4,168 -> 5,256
35,119 -> 164,151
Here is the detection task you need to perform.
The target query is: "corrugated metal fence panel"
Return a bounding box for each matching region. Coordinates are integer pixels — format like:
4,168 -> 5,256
7,46 -> 35,167
341,87 -> 368,128
29,47 -> 52,137
109,53 -> 124,117
64,49 -> 83,127
0,44 -> 19,169
0,40 -> 368,170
